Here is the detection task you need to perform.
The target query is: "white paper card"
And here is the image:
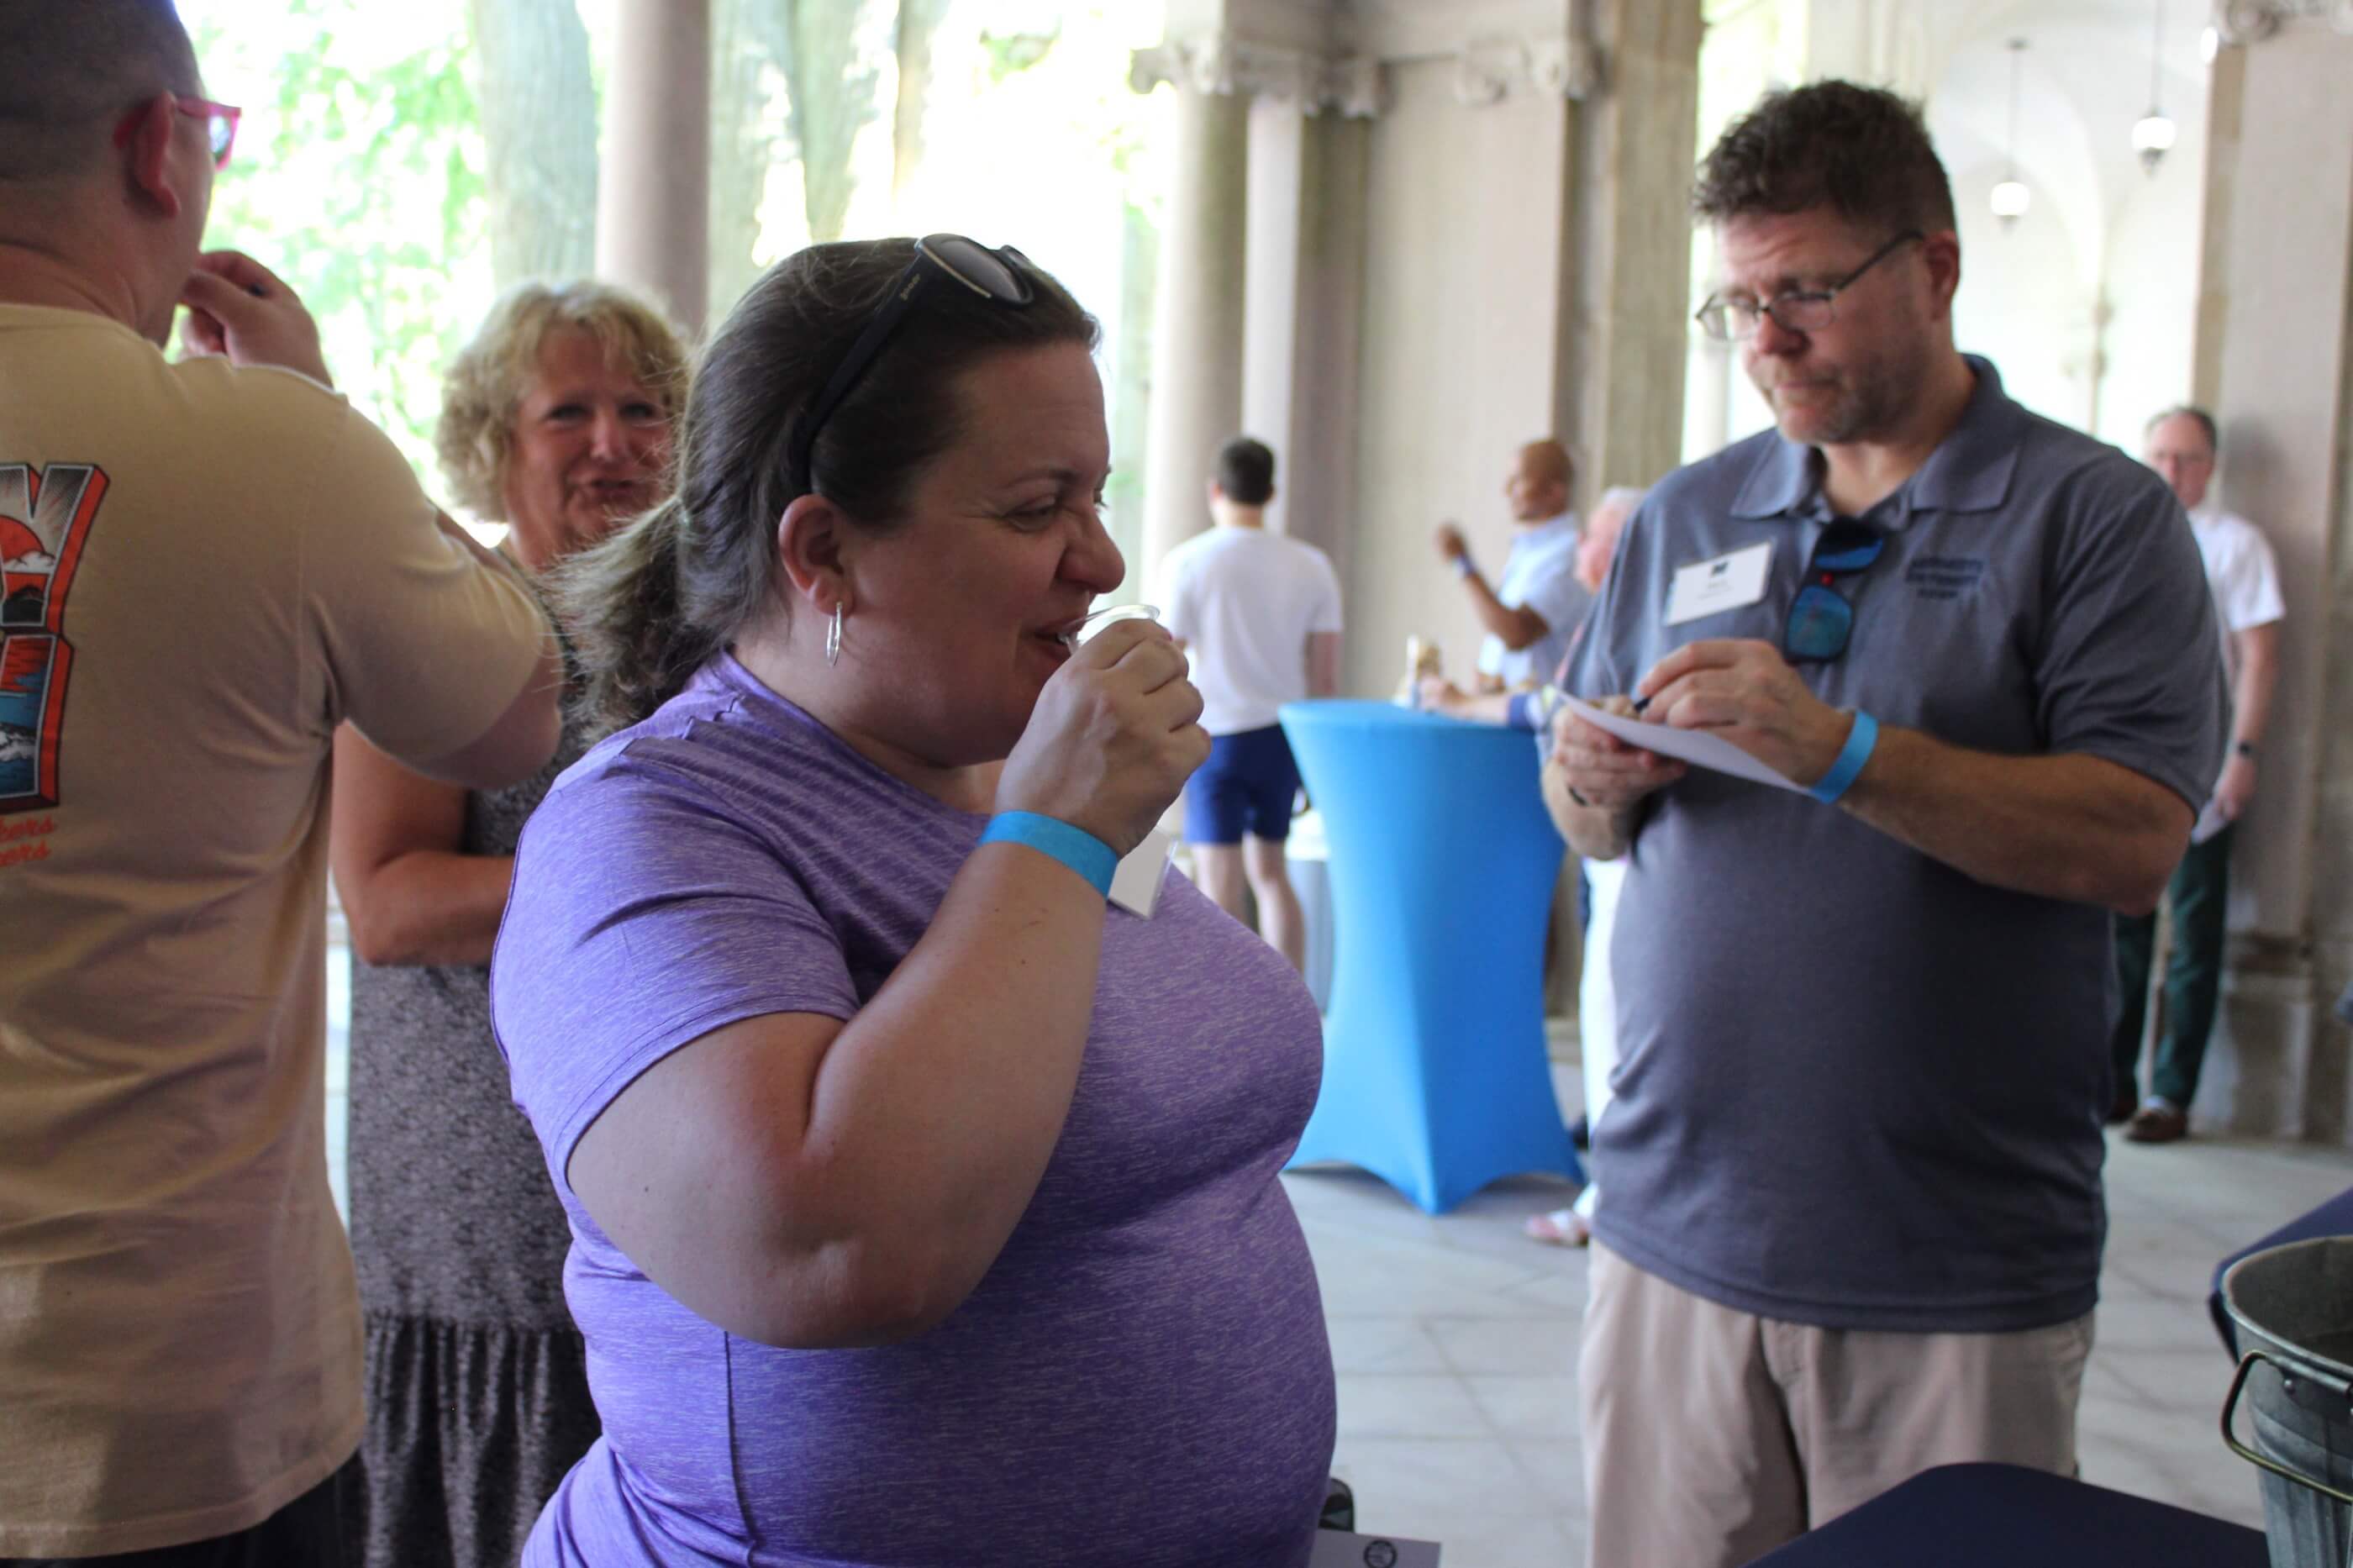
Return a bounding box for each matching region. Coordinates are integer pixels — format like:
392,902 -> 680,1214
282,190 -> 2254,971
1665,540 -> 1774,627
1306,1530 -> 1443,1567
1557,693 -> 1806,793
1108,829 -> 1171,916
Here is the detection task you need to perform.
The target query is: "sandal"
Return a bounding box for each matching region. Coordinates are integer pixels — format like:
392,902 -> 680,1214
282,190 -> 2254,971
1523,1207 -> 1591,1247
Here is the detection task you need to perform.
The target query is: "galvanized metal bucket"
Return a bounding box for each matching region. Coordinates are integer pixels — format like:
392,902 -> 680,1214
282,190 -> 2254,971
2221,1237 -> 2353,1568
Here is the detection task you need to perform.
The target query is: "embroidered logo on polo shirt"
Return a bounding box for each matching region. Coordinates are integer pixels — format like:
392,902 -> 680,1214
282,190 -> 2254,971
1905,555 -> 1986,602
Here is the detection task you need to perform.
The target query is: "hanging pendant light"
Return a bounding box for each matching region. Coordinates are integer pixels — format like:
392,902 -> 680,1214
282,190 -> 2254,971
2133,0 -> 2177,176
1992,39 -> 2030,228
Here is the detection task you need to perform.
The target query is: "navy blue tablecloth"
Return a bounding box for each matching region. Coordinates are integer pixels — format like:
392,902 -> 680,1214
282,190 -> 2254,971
1741,1464 -> 2267,1566
2213,1181 -> 2353,1356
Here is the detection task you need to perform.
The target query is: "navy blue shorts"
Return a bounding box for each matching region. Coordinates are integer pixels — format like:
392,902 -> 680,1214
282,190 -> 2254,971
1184,724 -> 1302,845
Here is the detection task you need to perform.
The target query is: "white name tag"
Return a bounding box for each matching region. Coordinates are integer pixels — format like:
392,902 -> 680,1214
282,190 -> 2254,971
1664,541 -> 1774,627
1307,1530 -> 1443,1567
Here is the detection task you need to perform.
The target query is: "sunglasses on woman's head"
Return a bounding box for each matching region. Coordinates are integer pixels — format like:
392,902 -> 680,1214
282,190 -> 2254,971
791,234 -> 1038,493
1783,518 -> 1887,664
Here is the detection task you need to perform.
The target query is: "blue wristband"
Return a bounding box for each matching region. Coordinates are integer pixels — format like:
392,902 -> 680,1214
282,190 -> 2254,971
979,812 -> 1117,897
1809,711 -> 1878,805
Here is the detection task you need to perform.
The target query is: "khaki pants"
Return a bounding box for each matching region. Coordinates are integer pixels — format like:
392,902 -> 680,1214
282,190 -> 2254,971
1580,1242 -> 2094,1568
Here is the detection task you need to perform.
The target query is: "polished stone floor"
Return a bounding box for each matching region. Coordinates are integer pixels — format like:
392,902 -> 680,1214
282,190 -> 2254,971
1291,1060 -> 2353,1565
323,949 -> 2350,1566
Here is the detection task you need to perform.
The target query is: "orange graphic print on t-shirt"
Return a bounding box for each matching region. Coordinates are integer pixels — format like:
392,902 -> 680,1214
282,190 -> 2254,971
0,462 -> 107,819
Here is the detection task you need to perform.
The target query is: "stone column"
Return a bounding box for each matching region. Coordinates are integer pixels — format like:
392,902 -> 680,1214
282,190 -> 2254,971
1795,0 -> 1932,97
1132,46 -> 1251,586
1243,97 -> 1304,537
1559,0 -> 1705,502
2188,5 -> 2353,1140
596,0 -> 712,334
1240,65 -> 1377,561
1266,111 -> 1372,570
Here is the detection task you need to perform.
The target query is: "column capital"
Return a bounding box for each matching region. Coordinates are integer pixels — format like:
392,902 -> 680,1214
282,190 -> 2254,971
1130,34 -> 1387,117
1347,0 -> 1602,107
2215,0 -> 2353,45
1450,34 -> 1601,107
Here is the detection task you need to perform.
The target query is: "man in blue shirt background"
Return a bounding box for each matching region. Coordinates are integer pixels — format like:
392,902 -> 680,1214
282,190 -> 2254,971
1433,439 -> 1588,694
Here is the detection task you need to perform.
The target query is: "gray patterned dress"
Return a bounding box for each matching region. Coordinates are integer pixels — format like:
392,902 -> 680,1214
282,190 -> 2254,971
341,670 -> 595,1568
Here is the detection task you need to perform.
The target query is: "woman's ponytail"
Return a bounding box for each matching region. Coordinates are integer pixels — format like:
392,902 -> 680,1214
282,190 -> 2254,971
554,496 -> 723,736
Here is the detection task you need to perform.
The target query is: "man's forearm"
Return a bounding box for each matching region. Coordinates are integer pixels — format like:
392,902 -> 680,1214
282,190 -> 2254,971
1840,728 -> 2188,914
2233,624 -> 2280,746
1461,571 -> 1545,650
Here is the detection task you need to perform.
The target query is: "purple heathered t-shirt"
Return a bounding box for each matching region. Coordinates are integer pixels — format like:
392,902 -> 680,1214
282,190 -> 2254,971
488,655 -> 1335,1568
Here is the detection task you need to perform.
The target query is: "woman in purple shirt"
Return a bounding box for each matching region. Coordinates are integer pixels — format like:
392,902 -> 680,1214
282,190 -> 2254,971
488,236 -> 1337,1567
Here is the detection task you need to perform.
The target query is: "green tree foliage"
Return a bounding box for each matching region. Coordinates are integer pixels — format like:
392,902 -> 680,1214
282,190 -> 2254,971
892,0 -> 955,206
191,1 -> 492,493
468,0 -> 599,287
782,0 -> 887,245
708,0 -> 794,315
187,0 -> 1165,528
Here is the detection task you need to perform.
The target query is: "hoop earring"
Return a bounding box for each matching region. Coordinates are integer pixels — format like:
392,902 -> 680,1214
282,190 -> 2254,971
825,603 -> 844,666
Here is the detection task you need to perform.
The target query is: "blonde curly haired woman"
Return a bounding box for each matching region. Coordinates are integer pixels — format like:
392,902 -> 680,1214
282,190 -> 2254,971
328,280 -> 688,1568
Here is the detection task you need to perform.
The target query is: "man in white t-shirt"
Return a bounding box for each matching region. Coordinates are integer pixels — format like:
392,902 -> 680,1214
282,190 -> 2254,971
0,4 -> 561,1560
1433,439 -> 1590,692
2112,405 -> 2284,1144
1159,437 -> 1342,971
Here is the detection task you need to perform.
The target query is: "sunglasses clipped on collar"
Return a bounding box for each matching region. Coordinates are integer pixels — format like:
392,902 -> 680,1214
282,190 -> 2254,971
791,234 -> 1038,492
1783,518 -> 1887,664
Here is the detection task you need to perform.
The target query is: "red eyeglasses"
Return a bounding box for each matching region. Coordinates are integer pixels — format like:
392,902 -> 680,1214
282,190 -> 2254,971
113,95 -> 242,171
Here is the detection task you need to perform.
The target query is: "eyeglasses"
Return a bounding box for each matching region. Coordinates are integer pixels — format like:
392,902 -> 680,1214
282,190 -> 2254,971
113,94 -> 242,171
792,234 -> 1038,492
1696,230 -> 1924,343
1783,518 -> 1886,663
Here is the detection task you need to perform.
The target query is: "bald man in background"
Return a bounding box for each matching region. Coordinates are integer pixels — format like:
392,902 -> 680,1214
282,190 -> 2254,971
1434,439 -> 1591,697
0,3 -> 559,1561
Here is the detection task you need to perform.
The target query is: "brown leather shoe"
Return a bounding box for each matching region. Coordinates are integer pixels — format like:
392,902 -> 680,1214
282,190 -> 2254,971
2125,1102 -> 2188,1144
2107,1088 -> 2138,1125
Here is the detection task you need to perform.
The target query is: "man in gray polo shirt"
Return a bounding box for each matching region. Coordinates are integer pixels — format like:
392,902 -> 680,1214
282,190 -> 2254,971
1547,82 -> 2225,1567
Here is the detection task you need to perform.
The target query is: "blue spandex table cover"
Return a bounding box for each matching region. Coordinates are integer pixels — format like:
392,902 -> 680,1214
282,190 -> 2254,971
2213,1181 -> 2353,1356
1741,1464 -> 2267,1566
1277,700 -> 1580,1213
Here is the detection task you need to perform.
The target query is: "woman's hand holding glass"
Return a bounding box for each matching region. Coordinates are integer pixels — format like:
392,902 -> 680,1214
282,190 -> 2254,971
997,619 -> 1208,857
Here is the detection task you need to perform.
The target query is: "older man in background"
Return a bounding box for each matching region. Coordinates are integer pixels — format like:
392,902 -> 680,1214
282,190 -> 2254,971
1419,485 -> 1643,734
0,3 -> 560,1562
1433,439 -> 1589,697
2111,404 -> 2284,1144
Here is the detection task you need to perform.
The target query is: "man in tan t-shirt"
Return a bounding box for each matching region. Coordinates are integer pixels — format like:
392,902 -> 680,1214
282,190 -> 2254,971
0,4 -> 562,1562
